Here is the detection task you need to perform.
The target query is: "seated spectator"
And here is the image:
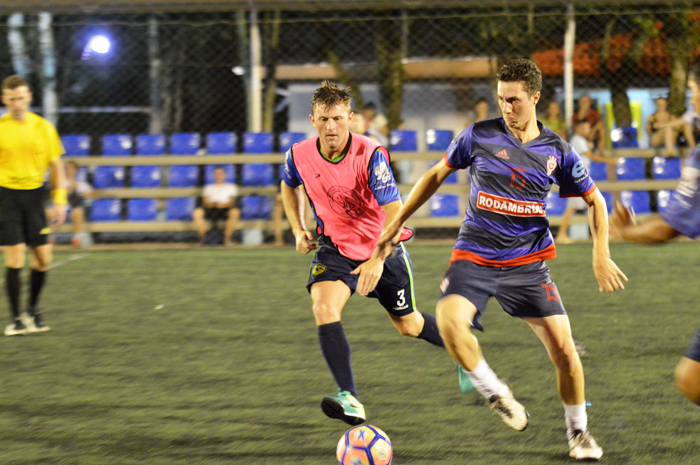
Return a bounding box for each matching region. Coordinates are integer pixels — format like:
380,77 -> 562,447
681,104 -> 700,150
465,97 -> 498,126
573,95 -> 606,155
65,161 -> 94,248
541,101 -> 567,139
647,97 -> 695,156
349,112 -> 380,143
361,102 -> 389,146
556,120 -> 616,244
193,166 -> 241,247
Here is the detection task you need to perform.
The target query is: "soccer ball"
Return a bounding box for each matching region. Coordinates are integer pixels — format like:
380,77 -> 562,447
336,425 -> 392,465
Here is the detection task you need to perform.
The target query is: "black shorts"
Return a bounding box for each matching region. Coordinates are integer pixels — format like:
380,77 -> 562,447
439,259 -> 566,331
68,190 -> 85,209
204,207 -> 230,222
0,187 -> 50,247
685,327 -> 700,362
306,237 -> 416,317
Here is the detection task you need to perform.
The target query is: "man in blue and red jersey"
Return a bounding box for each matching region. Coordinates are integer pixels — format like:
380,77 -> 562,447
611,60 -> 700,409
280,81 -> 446,426
378,59 -> 627,461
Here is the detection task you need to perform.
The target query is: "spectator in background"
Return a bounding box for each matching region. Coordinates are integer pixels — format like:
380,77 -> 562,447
573,95 -> 606,155
541,101 -> 567,139
681,104 -> 700,149
647,97 -> 695,156
361,102 -> 389,147
349,112 -> 380,144
192,166 -> 240,247
556,120 -> 616,244
65,161 -> 94,248
465,97 -> 498,126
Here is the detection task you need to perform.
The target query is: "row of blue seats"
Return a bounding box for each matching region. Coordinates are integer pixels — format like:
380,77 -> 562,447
87,164 -> 278,189
89,196 -> 273,222
61,130 -> 455,157
591,156 -> 682,181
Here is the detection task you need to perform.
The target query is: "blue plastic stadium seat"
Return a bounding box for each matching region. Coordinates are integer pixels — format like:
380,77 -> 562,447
169,165 -> 199,187
136,134 -> 166,155
619,190 -> 651,214
131,166 -> 162,188
242,165 -> 274,186
600,191 -> 614,213
279,132 -> 306,152
205,165 -> 235,184
170,133 -> 201,155
89,199 -> 121,221
610,126 -> 639,149
656,190 -> 672,213
93,166 -> 125,188
166,197 -> 196,221
127,198 -> 158,221
430,194 -> 460,217
546,191 -> 568,216
588,162 -> 608,182
426,129 -> 454,152
240,196 -> 272,220
390,130 -> 418,151
243,132 -> 274,153
615,157 -> 646,181
652,156 -> 681,180
102,134 -> 132,156
206,132 -> 238,155
61,134 -> 90,156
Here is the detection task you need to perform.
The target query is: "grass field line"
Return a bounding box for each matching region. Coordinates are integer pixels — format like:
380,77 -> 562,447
48,252 -> 90,270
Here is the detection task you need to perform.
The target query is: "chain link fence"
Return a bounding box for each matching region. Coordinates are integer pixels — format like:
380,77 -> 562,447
0,3 -> 698,244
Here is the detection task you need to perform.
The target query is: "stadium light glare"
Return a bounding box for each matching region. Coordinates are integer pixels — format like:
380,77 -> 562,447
88,35 -> 111,54
232,66 -> 245,76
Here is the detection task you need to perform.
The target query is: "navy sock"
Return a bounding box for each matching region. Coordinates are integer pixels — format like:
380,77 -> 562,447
29,269 -> 46,312
318,321 -> 358,399
5,267 -> 21,320
418,313 -> 444,347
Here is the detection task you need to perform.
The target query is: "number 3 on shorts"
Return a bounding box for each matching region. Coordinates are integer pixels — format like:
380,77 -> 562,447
397,289 -> 406,307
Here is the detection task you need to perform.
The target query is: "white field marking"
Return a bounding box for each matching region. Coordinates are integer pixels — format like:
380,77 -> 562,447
48,253 -> 89,270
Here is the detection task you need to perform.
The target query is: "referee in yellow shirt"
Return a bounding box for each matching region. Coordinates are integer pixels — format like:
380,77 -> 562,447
0,76 -> 67,336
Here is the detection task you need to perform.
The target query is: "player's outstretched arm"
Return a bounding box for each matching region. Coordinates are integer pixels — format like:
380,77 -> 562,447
281,181 -> 316,254
610,201 -> 680,244
49,158 -> 67,227
585,188 -> 628,292
376,160 -> 456,251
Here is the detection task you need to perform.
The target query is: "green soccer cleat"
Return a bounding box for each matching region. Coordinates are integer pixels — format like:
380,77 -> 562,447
320,390 -> 366,426
456,362 -> 475,394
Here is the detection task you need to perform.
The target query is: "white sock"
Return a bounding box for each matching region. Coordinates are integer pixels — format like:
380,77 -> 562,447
463,359 -> 506,398
564,403 -> 588,438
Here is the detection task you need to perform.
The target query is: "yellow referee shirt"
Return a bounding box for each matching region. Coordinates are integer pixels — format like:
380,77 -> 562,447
0,112 -> 64,190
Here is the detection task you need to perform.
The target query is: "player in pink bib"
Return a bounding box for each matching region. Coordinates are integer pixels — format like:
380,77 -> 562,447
281,81 -> 446,426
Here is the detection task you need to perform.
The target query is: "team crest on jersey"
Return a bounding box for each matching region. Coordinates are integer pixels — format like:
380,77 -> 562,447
312,264 -> 327,276
476,191 -> 546,217
374,161 -> 391,184
546,156 -> 557,176
327,185 -> 367,219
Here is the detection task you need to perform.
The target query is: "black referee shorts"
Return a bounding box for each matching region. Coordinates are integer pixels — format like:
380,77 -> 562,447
0,187 -> 50,247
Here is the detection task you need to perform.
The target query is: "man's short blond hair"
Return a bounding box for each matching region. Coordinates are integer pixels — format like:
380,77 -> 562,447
311,81 -> 352,114
2,75 -> 29,92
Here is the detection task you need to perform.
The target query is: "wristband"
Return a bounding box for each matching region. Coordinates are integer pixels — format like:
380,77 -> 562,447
51,188 -> 68,205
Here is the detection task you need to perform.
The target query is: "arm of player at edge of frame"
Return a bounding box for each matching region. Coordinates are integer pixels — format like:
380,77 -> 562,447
376,159 -> 457,258
584,187 -> 628,293
280,181 -> 317,255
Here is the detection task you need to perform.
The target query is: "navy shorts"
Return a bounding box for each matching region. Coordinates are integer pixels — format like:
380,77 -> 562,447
685,327 -> 700,362
306,237 -> 416,317
439,260 -> 566,331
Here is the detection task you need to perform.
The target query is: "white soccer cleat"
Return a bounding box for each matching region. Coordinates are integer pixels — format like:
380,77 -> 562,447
4,320 -> 28,336
568,430 -> 603,461
487,384 -> 529,431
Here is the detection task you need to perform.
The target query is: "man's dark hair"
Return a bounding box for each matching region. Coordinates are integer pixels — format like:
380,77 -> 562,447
496,58 -> 542,97
311,81 -> 352,113
214,166 -> 225,171
2,75 -> 29,91
475,97 -> 490,106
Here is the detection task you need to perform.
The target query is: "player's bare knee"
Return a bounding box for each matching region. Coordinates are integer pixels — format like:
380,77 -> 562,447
393,313 -> 422,338
675,363 -> 700,404
312,302 -> 341,325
